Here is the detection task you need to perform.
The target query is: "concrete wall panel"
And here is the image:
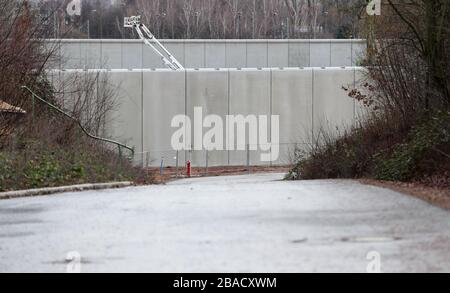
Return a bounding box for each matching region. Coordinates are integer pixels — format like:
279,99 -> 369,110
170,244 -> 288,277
331,41 -> 352,67
101,41 -> 123,69
185,41 -> 205,68
80,41 -> 102,69
229,69 -> 271,165
187,69 -> 229,166
310,40 -> 331,67
246,41 -> 268,68
143,70 -> 186,167
272,68 -> 313,165
123,43 -> 143,69
142,43 -> 165,69
60,41 -> 81,69
313,68 -> 355,140
104,70 -> 143,156
226,41 -> 247,68
268,41 -> 289,68
288,40 -> 310,67
205,42 -> 226,68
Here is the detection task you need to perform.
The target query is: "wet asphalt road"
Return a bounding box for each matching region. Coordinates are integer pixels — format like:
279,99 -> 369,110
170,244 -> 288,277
0,173 -> 449,273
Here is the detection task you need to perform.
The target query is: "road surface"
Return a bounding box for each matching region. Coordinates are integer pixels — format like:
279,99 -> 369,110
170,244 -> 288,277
1,173 -> 449,273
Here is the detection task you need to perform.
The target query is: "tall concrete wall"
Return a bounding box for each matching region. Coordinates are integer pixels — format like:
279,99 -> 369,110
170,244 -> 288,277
271,68 -> 314,165
186,68 -> 229,166
51,39 -> 366,70
229,69 -> 271,165
105,70 -> 143,155
143,70 -> 186,167
52,67 -> 365,167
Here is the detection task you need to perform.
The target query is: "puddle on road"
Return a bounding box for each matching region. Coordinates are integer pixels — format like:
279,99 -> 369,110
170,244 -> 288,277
0,207 -> 45,214
291,238 -> 308,244
340,236 -> 403,243
0,219 -> 44,226
48,258 -> 95,265
0,232 -> 35,238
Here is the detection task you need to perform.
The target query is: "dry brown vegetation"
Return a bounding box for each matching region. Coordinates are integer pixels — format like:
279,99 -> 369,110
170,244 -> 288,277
0,1 -> 148,192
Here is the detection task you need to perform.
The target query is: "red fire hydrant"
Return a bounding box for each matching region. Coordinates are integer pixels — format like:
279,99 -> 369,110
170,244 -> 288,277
186,160 -> 191,178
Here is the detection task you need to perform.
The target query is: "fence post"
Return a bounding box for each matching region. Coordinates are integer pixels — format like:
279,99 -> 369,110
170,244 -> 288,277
145,152 -> 150,179
175,150 -> 179,178
160,157 -> 164,176
270,144 -> 273,167
205,150 -> 209,176
246,143 -> 250,174
117,145 -> 122,176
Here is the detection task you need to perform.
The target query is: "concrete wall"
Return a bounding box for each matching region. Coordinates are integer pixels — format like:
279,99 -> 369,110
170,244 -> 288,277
272,68 -> 314,165
229,69 -> 271,165
53,67 -> 364,167
52,39 -> 366,70
186,68 -> 229,166
143,70 -> 186,167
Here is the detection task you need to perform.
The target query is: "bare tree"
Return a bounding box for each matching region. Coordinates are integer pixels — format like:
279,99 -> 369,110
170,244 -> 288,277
0,0 -> 61,142
362,0 -> 449,123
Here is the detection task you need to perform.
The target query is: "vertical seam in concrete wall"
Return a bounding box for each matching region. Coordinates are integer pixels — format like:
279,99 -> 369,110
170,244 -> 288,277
308,40 -> 311,67
288,40 -> 291,67
351,40 -> 354,66
245,40 -> 248,68
226,41 -> 229,68
141,42 -> 144,69
101,40 -> 104,69
121,40 -> 124,68
227,69 -> 231,166
329,40 -> 332,67
79,42 -> 82,69
203,41 -> 206,68
266,40 -> 269,67
182,40 -> 186,68
225,40 -> 228,67
270,68 -> 273,165
311,68 -> 315,145
184,69 -> 188,162
141,70 -> 144,164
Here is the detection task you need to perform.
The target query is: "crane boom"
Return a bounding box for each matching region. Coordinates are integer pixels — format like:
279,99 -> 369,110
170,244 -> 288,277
124,16 -> 184,71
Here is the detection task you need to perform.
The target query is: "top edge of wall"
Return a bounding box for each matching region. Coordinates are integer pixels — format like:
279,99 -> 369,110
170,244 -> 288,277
49,38 -> 366,44
47,66 -> 367,73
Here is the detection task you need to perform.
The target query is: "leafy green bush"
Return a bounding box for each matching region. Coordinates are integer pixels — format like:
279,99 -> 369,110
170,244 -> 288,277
375,111 -> 450,181
0,138 -> 143,192
25,157 -> 62,187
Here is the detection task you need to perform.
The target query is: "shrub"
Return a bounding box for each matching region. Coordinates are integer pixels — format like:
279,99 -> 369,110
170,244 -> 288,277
0,138 -> 145,192
375,111 -> 450,181
289,110 -> 449,184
